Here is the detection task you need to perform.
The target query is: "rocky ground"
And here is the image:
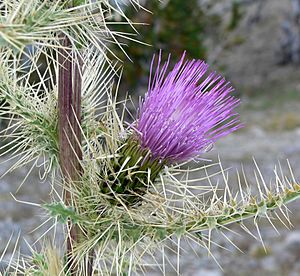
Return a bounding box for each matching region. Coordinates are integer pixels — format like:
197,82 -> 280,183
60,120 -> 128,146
0,159 -> 54,270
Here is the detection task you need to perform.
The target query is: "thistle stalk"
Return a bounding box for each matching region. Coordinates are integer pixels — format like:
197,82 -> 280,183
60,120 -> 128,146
57,35 -> 84,274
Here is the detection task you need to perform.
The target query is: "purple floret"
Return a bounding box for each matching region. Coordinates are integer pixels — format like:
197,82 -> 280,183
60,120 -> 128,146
135,52 -> 242,163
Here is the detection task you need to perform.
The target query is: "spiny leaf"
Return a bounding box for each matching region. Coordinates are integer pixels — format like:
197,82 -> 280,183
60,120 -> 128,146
43,202 -> 82,223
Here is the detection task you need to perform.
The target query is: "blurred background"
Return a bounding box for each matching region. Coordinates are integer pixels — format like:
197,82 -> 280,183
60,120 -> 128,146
1,0 -> 300,275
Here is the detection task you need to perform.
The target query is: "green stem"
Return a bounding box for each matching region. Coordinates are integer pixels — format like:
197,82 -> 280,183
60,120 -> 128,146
84,184 -> 300,241
165,185 -> 300,234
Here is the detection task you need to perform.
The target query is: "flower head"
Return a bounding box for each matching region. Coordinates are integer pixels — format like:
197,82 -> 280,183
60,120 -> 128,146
135,52 -> 242,163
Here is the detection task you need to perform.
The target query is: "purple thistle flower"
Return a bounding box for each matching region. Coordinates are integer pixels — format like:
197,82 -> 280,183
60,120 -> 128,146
135,52 -> 242,163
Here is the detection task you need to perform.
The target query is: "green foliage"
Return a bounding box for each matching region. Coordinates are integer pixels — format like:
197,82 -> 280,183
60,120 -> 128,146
227,1 -> 243,30
151,0 -> 206,58
0,0 -> 142,59
43,202 -> 82,223
31,252 -> 48,275
111,0 -> 219,89
72,0 -> 86,6
0,54 -> 59,177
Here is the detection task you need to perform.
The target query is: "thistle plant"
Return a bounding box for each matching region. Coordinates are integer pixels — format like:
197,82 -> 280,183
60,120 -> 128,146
99,52 -> 242,205
0,1 -> 300,275
136,52 -> 241,162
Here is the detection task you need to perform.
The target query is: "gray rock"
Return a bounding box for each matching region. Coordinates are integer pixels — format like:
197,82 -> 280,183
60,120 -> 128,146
192,269 -> 223,276
0,219 -> 21,253
261,256 -> 278,272
284,230 -> 300,259
0,200 -> 34,220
